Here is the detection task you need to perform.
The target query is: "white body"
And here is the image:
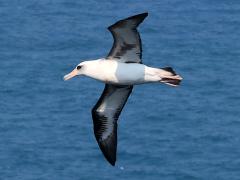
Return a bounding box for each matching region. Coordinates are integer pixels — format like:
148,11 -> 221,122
81,59 -> 175,85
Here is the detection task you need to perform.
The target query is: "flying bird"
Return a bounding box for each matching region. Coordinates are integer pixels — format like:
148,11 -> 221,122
64,12 -> 182,166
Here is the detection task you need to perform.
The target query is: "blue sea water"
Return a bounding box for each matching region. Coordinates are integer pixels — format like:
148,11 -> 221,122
1,0 -> 240,179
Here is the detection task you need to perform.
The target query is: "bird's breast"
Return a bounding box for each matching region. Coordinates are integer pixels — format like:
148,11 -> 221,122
85,60 -> 118,83
85,60 -> 146,85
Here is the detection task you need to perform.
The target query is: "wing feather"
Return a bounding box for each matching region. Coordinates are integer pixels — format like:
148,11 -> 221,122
92,84 -> 133,166
107,12 -> 148,63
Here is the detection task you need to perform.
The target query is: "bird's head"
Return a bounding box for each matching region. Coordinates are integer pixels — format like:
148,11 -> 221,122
63,62 -> 86,81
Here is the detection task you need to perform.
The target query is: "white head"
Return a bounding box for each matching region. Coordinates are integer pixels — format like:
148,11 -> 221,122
63,61 -> 87,81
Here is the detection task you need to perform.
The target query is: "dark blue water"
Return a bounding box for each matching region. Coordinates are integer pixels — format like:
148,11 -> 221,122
1,0 -> 240,179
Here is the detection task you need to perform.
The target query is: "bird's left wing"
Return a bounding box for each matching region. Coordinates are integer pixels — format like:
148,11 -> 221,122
92,84 -> 133,166
107,12 -> 148,63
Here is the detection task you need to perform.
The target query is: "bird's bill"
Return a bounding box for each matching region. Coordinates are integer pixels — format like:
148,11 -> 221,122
63,69 -> 78,81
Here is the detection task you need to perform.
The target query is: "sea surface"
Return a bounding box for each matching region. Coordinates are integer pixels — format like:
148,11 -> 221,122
1,0 -> 240,179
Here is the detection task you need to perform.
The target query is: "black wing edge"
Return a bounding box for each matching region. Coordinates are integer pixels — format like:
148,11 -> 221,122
107,12 -> 148,30
97,124 -> 118,166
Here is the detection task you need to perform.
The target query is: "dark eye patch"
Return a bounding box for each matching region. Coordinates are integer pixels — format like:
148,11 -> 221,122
77,65 -> 82,70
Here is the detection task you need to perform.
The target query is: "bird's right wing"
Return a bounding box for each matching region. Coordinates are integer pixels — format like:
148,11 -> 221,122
91,84 -> 133,166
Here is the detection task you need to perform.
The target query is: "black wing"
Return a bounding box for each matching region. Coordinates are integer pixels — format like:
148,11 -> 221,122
107,12 -> 148,63
92,84 -> 133,166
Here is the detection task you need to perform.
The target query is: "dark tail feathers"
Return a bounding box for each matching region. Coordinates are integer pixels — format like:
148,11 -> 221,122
161,67 -> 182,87
162,67 -> 176,75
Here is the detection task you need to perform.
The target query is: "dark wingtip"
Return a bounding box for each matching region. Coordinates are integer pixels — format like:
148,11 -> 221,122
102,150 -> 116,166
102,148 -> 116,166
98,140 -> 117,166
109,159 -> 116,166
141,12 -> 148,17
126,12 -> 148,20
108,12 -> 148,31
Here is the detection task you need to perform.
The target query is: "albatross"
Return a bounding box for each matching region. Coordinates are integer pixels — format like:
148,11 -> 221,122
64,12 -> 182,166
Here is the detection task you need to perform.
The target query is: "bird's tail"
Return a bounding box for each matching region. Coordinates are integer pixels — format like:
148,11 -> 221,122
159,67 -> 183,87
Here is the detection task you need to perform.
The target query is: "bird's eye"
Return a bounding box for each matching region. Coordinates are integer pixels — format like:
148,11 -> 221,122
77,65 -> 82,70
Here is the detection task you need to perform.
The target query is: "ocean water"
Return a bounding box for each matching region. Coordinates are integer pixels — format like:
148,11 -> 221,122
1,0 -> 240,179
